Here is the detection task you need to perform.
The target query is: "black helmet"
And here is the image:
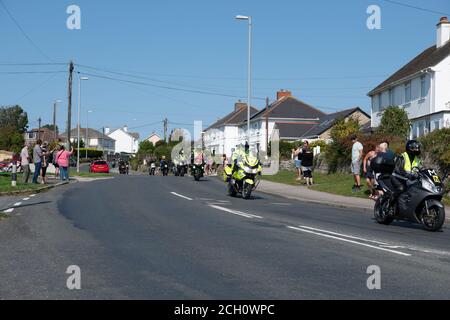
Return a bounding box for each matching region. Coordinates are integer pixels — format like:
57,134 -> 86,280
245,142 -> 250,153
406,140 -> 421,156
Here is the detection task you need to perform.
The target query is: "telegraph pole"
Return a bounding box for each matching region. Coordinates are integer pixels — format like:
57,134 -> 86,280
67,61 -> 74,148
38,117 -> 42,140
164,118 -> 168,143
53,102 -> 57,142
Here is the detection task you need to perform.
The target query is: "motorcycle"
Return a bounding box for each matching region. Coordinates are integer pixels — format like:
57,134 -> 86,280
177,161 -> 188,177
149,163 -> 156,176
119,162 -> 128,175
161,161 -> 169,176
223,155 -> 262,199
191,162 -> 205,181
374,167 -> 446,232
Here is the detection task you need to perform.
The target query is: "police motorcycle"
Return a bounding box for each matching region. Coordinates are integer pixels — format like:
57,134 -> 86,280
372,155 -> 446,232
160,158 -> 169,176
149,162 -> 156,176
223,152 -> 262,200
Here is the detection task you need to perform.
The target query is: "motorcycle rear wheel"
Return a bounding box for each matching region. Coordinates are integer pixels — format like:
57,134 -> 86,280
374,197 -> 394,225
421,204 -> 445,232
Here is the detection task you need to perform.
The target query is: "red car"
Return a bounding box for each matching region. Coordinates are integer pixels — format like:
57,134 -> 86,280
89,160 -> 110,174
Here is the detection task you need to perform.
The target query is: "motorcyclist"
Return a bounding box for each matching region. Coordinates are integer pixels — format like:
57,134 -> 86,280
231,142 -> 250,173
390,140 -> 422,201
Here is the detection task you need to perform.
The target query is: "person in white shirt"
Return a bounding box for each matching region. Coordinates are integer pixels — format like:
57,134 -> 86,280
351,134 -> 364,192
20,144 -> 31,184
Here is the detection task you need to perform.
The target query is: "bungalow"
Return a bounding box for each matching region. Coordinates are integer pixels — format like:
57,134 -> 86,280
300,107 -> 371,142
368,17 -> 450,138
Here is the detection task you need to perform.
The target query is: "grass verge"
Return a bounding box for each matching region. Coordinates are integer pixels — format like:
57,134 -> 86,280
0,173 -> 45,193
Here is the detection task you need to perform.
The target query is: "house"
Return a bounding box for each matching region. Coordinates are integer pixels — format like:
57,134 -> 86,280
368,17 -> 450,138
106,126 -> 140,154
236,90 -> 326,154
300,107 -> 371,142
203,101 -> 259,157
146,132 -> 162,146
60,128 -> 116,155
24,128 -> 57,146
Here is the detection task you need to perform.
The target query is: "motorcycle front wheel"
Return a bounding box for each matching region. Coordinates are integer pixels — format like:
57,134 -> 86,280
421,202 -> 445,232
243,183 -> 253,200
374,197 -> 394,225
227,182 -> 237,197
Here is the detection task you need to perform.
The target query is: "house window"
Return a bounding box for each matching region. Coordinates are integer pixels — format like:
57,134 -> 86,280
377,93 -> 382,111
420,75 -> 427,99
434,120 -> 440,131
389,89 -> 394,106
405,81 -> 411,103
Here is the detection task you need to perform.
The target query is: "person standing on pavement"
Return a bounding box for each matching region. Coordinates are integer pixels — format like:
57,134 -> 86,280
301,141 -> 314,186
32,140 -> 43,184
350,135 -> 364,192
20,144 -> 31,184
40,142 -> 50,184
56,145 -> 74,181
363,143 -> 378,199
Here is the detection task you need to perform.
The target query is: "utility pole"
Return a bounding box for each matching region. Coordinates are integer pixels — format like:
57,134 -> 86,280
53,102 -> 57,142
67,61 -> 74,149
38,117 -> 42,141
163,118 -> 168,143
265,97 -> 269,154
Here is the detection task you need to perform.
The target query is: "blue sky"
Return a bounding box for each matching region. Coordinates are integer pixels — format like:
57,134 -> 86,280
1,0 -> 449,139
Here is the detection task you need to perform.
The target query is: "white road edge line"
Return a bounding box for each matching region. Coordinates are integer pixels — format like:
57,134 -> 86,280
3,208 -> 14,214
22,198 -> 30,201
287,226 -> 411,257
30,194 -> 36,197
13,202 -> 22,207
298,225 -> 390,246
171,192 -> 193,201
209,205 -> 263,219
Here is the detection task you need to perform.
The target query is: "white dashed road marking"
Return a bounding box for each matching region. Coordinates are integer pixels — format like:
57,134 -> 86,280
22,198 -> 30,201
14,202 -> 22,207
209,205 -> 263,220
171,192 -> 193,201
3,208 -> 14,214
287,226 -> 411,257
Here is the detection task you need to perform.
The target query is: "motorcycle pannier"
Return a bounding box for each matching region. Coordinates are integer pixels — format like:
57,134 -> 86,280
371,155 -> 395,174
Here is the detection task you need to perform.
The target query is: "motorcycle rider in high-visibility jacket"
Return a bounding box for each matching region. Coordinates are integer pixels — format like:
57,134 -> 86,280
390,140 -> 422,200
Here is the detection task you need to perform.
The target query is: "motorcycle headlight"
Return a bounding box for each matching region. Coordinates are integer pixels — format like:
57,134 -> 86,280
422,179 -> 440,194
243,167 -> 258,174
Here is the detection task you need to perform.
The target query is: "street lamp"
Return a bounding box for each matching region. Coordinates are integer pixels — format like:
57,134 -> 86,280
236,14 -> 253,144
53,100 -> 62,142
86,110 -> 93,159
77,76 -> 89,173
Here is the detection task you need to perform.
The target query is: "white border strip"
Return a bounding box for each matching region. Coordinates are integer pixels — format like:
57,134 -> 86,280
171,192 -> 193,201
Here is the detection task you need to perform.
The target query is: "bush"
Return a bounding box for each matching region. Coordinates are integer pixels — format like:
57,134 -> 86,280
420,128 -> 450,174
377,106 -> 411,140
74,148 -> 104,159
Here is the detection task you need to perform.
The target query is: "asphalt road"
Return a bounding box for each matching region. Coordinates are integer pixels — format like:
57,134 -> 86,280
1,174 -> 450,299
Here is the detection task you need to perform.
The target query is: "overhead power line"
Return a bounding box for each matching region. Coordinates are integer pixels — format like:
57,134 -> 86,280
79,71 -> 267,101
0,0 -> 54,62
381,0 -> 450,16
0,71 -> 66,74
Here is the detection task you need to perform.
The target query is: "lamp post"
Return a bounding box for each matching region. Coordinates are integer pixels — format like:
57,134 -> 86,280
77,76 -> 89,173
86,110 -> 93,159
53,100 -> 62,142
236,14 -> 252,144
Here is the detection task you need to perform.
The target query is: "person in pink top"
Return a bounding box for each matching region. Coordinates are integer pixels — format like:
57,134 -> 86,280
55,145 -> 74,181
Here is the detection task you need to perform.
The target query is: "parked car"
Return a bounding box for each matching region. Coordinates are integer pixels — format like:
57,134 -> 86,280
89,160 -> 110,174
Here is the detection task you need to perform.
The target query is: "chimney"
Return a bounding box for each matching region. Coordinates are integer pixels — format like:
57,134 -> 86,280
437,17 -> 450,48
235,100 -> 247,111
104,127 -> 110,135
277,89 -> 292,100
123,125 -> 128,132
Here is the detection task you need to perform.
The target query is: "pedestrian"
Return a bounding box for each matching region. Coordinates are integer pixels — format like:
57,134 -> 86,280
292,146 -> 302,181
20,144 -> 31,184
363,143 -> 378,200
56,145 -> 74,181
301,141 -> 314,186
350,134 -> 364,192
32,140 -> 43,184
41,142 -> 50,184
52,139 -> 62,180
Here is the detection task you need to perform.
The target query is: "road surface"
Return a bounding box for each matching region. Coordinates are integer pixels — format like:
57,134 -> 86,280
1,174 -> 449,299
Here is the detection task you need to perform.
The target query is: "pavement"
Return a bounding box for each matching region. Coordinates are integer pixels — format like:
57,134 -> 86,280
1,174 -> 450,299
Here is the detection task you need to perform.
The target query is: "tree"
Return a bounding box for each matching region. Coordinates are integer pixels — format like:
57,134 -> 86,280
138,141 -> 155,155
0,105 -> 28,152
0,105 -> 28,133
377,106 -> 411,140
43,124 -> 59,132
